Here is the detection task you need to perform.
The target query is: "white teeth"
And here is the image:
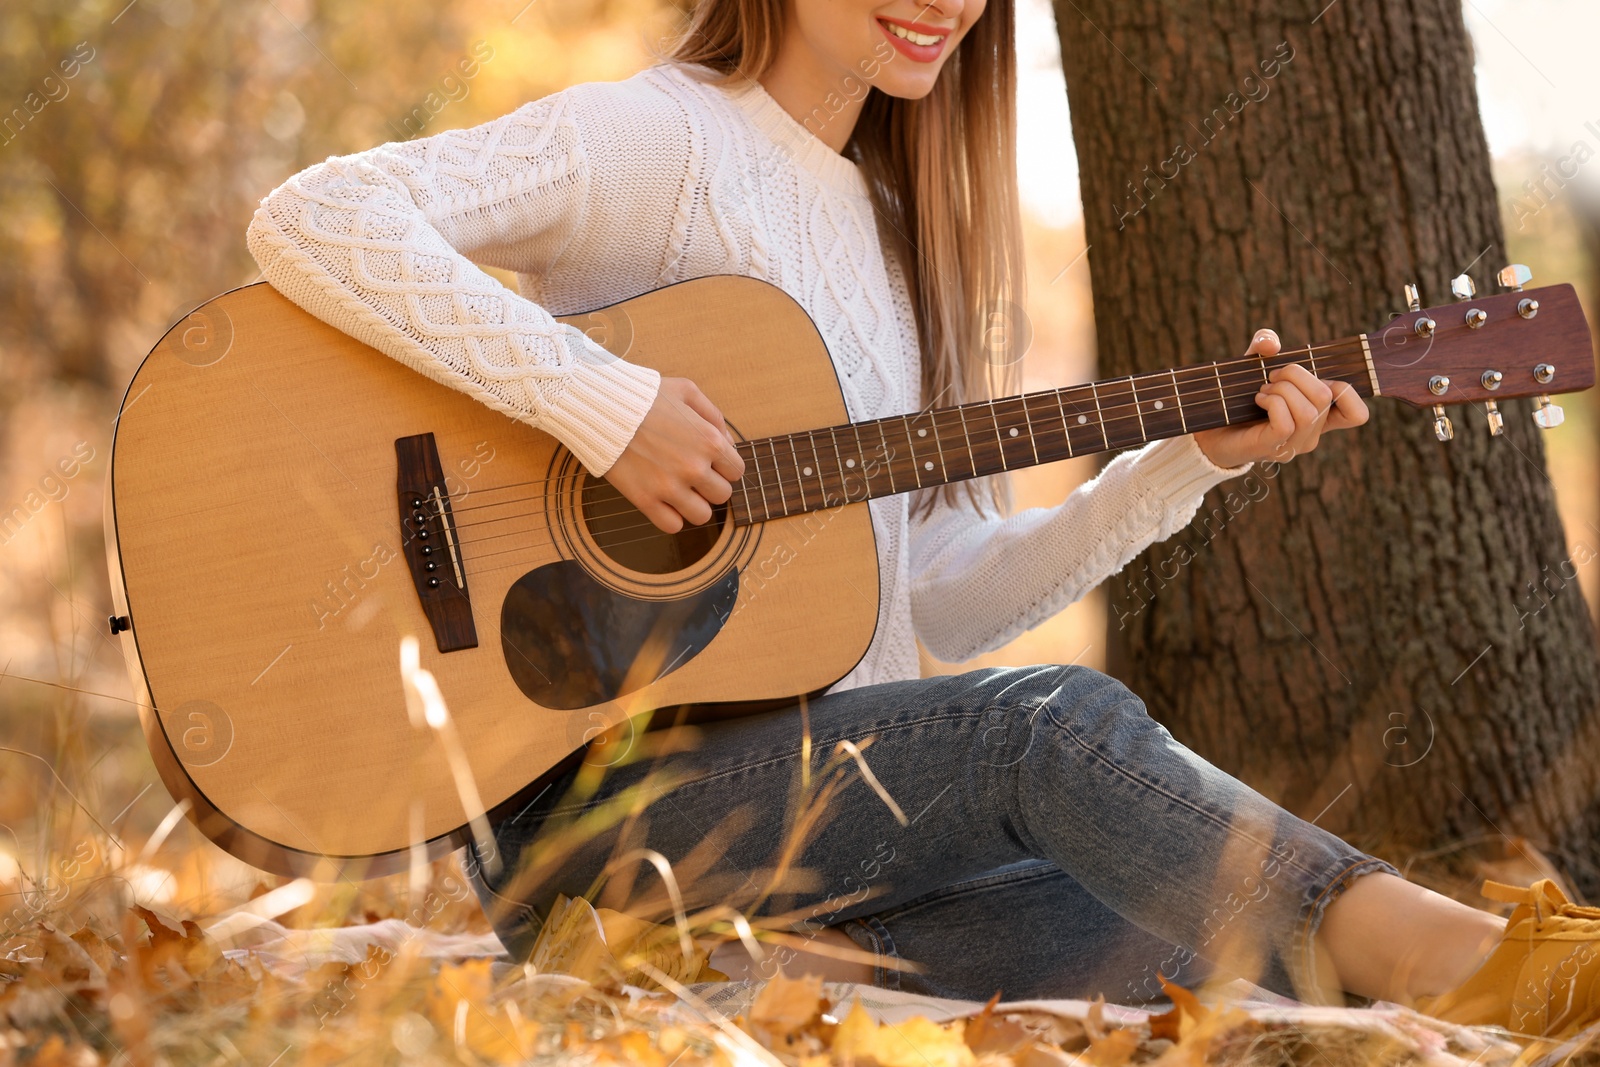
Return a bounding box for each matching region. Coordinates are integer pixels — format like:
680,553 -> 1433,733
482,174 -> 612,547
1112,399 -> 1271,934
883,21 -> 944,46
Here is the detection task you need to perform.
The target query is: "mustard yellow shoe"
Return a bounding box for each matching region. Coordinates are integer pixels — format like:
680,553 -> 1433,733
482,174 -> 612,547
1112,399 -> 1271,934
1413,879 -> 1600,1038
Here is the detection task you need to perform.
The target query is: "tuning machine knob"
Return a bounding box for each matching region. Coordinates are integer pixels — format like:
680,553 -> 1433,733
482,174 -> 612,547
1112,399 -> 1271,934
1485,401 -> 1505,436
1432,405 -> 1454,441
1497,264 -> 1532,291
1534,396 -> 1565,429
1405,283 -> 1423,312
1451,274 -> 1476,300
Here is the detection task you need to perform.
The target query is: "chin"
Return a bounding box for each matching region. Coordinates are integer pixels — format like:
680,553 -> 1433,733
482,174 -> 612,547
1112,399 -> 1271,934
872,73 -> 944,100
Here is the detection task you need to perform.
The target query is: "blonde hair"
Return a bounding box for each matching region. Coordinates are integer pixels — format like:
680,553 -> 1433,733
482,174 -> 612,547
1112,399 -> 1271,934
669,1 -> 1024,515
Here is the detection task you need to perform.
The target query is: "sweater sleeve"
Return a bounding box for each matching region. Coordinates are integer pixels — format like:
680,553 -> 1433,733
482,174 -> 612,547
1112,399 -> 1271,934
908,434 -> 1252,663
244,92 -> 660,476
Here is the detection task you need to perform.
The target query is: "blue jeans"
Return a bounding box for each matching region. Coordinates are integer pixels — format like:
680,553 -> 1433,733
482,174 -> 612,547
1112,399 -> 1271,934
465,665 -> 1400,1003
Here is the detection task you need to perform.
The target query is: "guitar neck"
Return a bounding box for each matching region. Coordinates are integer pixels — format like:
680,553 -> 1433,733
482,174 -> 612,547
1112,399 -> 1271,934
730,335 -> 1378,525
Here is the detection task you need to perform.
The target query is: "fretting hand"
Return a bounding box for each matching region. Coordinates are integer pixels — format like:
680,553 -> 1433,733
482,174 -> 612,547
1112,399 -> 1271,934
606,376 -> 746,533
1193,328 -> 1370,470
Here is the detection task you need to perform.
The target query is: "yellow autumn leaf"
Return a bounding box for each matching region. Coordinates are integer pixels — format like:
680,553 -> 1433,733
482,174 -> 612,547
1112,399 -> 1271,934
426,959 -> 528,1063
831,999 -> 975,1067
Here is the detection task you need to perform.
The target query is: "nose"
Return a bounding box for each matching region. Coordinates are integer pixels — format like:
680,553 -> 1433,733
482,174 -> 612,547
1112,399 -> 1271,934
911,0 -> 965,24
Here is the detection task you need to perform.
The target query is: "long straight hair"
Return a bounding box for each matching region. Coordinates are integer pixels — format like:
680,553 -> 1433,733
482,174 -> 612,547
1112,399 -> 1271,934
669,1 -> 1024,516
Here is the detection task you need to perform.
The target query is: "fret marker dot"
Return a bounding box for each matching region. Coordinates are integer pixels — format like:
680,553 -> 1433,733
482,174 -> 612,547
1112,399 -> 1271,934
846,458 -> 856,468
917,428 -> 927,437
1154,400 -> 1165,410
802,466 -> 813,476
924,461 -> 934,470
1008,427 -> 1019,437
1077,415 -> 1088,424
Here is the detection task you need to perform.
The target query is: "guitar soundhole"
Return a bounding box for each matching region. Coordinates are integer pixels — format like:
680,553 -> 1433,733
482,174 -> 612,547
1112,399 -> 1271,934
581,474 -> 726,575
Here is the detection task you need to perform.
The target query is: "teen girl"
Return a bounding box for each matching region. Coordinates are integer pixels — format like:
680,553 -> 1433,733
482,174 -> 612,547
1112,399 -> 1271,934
247,0 -> 1600,1031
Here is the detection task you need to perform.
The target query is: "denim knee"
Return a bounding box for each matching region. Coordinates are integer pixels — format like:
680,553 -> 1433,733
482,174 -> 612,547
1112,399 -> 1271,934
968,664 -> 1148,764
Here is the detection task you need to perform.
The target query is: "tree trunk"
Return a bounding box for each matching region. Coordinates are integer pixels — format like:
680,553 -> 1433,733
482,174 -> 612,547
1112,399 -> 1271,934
1050,0 -> 1600,896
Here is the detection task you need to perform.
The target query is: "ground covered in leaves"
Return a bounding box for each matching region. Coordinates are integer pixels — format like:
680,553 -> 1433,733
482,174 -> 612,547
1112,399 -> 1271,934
1,889 -> 1584,1067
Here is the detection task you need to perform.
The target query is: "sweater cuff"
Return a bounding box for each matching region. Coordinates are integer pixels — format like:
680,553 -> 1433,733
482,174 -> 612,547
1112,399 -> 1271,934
1129,435 -> 1252,505
534,326 -> 662,476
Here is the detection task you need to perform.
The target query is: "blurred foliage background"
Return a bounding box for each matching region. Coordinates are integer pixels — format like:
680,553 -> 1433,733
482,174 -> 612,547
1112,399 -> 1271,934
0,0 -> 1595,921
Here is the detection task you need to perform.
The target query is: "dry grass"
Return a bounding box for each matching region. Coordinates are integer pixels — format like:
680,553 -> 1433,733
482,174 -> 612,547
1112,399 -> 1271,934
2,708 -> 1596,1067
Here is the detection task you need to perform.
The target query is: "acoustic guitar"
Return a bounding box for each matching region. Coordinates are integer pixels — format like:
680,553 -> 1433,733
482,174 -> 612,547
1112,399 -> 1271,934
105,269 -> 1594,878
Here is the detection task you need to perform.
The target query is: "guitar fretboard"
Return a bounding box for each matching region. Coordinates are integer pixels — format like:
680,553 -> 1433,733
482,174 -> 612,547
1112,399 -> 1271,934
729,338 -> 1377,525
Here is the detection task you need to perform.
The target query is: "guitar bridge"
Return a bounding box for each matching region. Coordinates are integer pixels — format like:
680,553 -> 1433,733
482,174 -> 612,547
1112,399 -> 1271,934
396,433 -> 478,653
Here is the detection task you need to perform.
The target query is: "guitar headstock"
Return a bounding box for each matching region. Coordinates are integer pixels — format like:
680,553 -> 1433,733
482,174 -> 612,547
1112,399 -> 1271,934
1369,266 -> 1594,440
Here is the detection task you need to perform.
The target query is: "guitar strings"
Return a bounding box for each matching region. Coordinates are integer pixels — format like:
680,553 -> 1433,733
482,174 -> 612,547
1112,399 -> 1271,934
443,338 -> 1375,517
438,351 -> 1380,563
443,346 -> 1379,537
447,351 -> 1378,545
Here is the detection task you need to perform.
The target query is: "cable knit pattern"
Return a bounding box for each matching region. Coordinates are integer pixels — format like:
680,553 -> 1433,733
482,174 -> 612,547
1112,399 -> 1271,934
246,61 -> 1251,692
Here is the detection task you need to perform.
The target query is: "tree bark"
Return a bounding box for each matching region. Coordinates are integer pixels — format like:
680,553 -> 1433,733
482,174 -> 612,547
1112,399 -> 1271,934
1050,0 -> 1600,896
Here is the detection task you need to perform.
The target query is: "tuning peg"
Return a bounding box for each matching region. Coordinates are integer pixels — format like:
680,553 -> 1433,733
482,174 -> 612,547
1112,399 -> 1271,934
1451,273 -> 1477,300
1497,264 -> 1532,291
1485,400 -> 1505,436
1405,283 -> 1423,312
1432,405 -> 1455,441
1533,396 -> 1564,429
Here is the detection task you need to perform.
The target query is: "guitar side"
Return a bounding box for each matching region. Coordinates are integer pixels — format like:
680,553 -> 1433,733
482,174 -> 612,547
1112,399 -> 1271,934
106,276 -> 879,878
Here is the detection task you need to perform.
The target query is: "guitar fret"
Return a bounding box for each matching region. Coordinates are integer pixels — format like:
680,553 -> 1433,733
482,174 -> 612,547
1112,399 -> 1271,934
901,415 -> 926,488
877,421 -> 898,493
1020,395 -> 1040,464
806,433 -> 832,508
1089,382 -> 1110,450
736,443 -> 754,521
827,426 -> 854,503
930,412 -> 948,479
748,442 -> 773,520
956,405 -> 975,477
848,422 -> 874,498
1169,369 -> 1188,433
987,401 -> 1009,470
766,439 -> 792,516
1127,376 -> 1149,441
1213,363 -> 1231,424
784,435 -> 809,512
1053,389 -> 1080,458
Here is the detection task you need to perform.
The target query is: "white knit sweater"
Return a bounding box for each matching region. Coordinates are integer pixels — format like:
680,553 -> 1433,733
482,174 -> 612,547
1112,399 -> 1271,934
246,61 -> 1251,692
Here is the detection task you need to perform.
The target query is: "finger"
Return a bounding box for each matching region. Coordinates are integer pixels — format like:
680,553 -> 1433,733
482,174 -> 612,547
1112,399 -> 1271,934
1270,363 -> 1335,412
642,497 -> 685,535
1263,379 -> 1323,434
694,469 -> 734,507
710,434 -> 744,482
1325,381 -> 1370,430
679,389 -> 744,479
1255,390 -> 1296,441
670,488 -> 715,527
682,385 -> 729,435
1245,328 -> 1281,357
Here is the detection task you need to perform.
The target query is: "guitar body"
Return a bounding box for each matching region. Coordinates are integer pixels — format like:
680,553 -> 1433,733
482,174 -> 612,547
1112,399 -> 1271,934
107,276 -> 879,877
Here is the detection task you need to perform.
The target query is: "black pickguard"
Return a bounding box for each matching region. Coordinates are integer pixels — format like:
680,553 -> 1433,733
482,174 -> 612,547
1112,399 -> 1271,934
500,561 -> 738,710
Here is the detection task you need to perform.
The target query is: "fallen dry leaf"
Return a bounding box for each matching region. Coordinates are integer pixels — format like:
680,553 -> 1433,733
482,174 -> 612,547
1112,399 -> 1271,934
832,998 -> 976,1067
965,991 -> 1038,1056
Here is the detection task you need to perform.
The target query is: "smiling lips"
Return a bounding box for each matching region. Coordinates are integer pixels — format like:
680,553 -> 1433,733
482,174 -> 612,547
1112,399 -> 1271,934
877,15 -> 951,61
